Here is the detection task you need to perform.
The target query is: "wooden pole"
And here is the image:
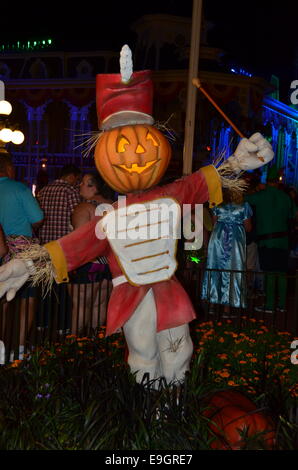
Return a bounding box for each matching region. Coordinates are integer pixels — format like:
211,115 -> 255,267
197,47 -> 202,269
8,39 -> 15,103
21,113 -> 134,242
192,78 -> 245,138
182,0 -> 203,176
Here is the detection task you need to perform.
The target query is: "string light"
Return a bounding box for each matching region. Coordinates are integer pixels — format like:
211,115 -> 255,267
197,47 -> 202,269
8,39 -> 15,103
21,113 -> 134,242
230,67 -> 252,78
0,38 -> 53,52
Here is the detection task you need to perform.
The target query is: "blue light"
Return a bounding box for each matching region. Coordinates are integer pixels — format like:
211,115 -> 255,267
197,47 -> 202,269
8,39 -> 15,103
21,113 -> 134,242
230,66 -> 253,77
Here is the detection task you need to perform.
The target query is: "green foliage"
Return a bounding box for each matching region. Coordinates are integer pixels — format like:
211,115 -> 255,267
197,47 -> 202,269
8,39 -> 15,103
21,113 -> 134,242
0,322 -> 297,450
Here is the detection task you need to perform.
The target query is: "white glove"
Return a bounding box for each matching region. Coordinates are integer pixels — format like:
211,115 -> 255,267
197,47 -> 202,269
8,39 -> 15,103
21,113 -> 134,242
0,259 -> 31,301
227,132 -> 274,173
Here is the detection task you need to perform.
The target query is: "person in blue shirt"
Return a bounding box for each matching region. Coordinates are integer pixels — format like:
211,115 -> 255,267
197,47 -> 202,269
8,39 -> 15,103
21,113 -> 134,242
0,153 -> 43,238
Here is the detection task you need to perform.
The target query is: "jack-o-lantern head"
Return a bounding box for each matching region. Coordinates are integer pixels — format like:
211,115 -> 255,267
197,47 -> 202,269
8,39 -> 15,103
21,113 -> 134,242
94,46 -> 172,193
94,124 -> 171,193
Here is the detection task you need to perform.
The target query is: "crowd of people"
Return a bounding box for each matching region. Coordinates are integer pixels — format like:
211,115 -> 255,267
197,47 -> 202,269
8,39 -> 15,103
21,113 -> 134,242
0,152 -> 298,349
0,153 -> 115,349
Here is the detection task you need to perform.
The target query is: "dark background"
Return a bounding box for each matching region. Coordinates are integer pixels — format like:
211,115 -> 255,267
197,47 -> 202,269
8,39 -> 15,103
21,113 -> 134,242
0,0 -> 296,102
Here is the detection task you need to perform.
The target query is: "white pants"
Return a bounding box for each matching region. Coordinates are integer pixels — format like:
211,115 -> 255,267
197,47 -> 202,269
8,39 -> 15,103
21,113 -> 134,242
123,288 -> 193,386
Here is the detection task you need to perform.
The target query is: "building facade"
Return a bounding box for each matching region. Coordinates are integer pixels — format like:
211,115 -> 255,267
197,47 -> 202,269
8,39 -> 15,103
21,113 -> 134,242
0,15 -> 297,189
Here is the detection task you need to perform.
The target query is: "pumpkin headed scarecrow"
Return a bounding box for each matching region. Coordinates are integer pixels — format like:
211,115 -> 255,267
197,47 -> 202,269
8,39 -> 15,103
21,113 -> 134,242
0,46 -> 274,387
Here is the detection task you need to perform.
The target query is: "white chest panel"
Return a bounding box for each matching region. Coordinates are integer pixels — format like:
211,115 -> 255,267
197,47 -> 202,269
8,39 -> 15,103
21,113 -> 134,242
99,198 -> 180,286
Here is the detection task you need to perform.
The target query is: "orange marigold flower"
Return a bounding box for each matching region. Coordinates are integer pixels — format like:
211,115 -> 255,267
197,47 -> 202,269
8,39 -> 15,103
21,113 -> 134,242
228,380 -> 238,386
11,360 -> 22,368
239,360 -> 247,364
250,358 -> 258,363
239,377 -> 248,384
234,351 -> 242,357
219,337 -> 225,343
219,371 -> 230,378
218,353 -> 228,360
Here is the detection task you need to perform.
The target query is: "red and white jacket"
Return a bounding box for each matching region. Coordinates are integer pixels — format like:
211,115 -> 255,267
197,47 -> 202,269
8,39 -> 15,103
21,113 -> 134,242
44,166 -> 222,336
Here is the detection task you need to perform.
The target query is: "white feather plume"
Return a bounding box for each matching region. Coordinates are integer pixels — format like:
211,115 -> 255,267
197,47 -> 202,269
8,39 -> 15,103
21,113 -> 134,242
120,44 -> 133,83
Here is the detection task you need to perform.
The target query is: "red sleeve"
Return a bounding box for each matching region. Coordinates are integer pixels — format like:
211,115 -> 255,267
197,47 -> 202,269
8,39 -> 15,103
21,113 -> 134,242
160,166 -> 223,209
58,216 -> 108,272
159,170 -> 209,206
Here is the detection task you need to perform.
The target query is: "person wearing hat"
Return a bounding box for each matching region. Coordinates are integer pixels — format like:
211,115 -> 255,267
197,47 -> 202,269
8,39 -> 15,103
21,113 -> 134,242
0,46 -> 274,386
245,165 -> 296,313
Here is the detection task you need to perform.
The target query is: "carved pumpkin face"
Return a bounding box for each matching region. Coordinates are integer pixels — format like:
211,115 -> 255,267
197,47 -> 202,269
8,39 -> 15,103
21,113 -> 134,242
94,124 -> 172,193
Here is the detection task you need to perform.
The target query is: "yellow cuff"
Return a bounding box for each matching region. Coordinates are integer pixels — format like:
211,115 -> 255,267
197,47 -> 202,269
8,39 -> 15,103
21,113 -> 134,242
200,165 -> 223,208
44,241 -> 69,284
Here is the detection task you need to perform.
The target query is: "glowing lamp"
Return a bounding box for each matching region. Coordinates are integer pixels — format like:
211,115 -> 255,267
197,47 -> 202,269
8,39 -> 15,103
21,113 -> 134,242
0,128 -> 13,142
0,100 -> 12,116
11,130 -> 25,145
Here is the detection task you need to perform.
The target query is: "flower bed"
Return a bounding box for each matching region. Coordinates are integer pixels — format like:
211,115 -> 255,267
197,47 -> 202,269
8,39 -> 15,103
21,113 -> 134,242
192,318 -> 298,405
0,319 -> 297,450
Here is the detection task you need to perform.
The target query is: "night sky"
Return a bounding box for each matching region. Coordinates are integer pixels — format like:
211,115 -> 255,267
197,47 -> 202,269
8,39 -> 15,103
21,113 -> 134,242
0,0 -> 296,102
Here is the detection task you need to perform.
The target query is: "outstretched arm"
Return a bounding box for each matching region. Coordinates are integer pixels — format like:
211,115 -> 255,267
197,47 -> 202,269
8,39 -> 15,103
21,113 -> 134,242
0,216 -> 108,301
45,216 -> 108,282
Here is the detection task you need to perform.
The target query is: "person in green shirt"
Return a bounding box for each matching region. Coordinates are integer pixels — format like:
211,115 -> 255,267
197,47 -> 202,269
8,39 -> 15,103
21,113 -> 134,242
245,166 -> 296,312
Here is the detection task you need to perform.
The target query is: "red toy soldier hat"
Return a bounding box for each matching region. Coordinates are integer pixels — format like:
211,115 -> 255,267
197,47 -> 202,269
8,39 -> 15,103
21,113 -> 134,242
96,46 -> 154,130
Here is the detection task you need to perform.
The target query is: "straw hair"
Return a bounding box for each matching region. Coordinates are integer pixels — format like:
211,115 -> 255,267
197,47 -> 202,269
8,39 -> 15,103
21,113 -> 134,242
15,244 -> 55,296
73,130 -> 103,159
216,160 -> 248,193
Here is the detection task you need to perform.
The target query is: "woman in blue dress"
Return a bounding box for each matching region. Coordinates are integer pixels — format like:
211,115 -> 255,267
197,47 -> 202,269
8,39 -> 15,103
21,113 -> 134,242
201,188 -> 252,312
